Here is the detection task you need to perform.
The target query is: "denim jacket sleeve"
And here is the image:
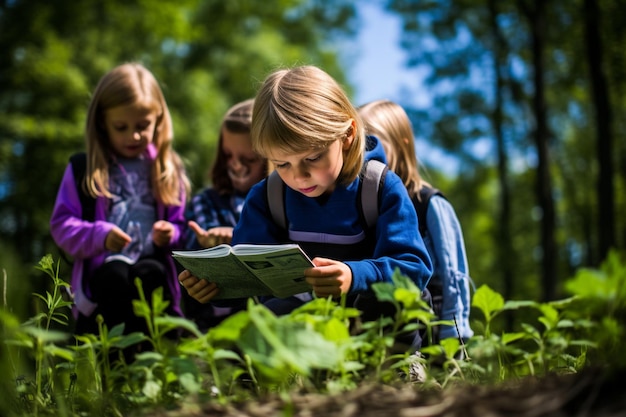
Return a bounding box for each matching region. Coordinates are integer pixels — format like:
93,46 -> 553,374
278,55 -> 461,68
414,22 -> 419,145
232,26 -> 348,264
424,195 -> 474,340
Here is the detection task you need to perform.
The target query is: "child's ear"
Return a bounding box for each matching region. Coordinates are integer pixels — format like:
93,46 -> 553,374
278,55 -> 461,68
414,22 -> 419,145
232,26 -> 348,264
342,119 -> 357,150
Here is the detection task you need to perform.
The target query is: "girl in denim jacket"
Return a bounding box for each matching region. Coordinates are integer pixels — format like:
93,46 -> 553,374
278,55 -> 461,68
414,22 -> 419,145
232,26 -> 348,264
359,99 -> 473,342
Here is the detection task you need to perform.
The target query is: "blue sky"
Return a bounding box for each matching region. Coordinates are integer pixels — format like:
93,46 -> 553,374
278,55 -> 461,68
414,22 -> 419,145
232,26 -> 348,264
344,3 -> 462,175
347,2 -> 426,107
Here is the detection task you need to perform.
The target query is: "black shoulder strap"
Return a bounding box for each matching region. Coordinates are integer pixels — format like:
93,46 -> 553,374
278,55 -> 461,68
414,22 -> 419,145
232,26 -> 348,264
413,186 -> 445,237
69,152 -> 96,221
266,170 -> 287,229
265,160 -> 388,231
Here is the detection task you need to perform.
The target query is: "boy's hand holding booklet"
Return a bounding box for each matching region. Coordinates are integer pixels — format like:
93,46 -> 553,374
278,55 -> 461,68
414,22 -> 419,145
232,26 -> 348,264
172,244 -> 313,300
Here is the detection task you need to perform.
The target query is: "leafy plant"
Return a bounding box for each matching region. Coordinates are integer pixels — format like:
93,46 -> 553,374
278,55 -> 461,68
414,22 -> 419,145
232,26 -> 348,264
563,249 -> 626,367
3,255 -> 75,416
2,253 -> 626,416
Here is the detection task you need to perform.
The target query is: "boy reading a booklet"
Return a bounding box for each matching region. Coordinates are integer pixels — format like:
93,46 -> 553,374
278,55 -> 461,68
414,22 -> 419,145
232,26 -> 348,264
179,65 -> 432,333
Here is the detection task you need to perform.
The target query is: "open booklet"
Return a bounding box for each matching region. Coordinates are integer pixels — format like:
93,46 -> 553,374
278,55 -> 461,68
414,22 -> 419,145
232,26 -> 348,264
172,243 -> 314,300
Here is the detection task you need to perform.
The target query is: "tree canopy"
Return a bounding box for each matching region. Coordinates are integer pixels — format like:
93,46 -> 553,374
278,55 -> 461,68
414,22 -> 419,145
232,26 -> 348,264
0,0 -> 357,316
1,0 -> 625,320
386,0 -> 626,302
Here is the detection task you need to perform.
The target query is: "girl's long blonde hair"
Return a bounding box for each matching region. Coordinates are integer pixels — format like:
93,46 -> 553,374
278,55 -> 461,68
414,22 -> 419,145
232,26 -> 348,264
358,99 -> 430,200
251,65 -> 365,184
84,62 -> 189,205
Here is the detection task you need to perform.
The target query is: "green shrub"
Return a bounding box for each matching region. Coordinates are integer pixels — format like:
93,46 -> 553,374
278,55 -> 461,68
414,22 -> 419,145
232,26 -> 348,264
1,251 -> 625,415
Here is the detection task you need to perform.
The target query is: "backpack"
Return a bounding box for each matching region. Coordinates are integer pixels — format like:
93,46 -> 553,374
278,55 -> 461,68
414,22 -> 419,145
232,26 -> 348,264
58,153 -> 96,266
412,187 -> 444,237
266,159 -> 452,343
69,152 -> 96,221
266,158 -> 443,241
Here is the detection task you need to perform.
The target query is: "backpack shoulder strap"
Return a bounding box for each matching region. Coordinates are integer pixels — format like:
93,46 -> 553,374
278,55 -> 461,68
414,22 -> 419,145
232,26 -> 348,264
266,170 -> 287,229
266,160 -> 388,232
69,152 -> 96,221
413,185 -> 445,237
359,159 -> 387,229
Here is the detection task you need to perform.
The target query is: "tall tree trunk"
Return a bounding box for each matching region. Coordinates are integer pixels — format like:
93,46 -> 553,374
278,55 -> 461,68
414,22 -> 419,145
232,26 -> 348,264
521,0 -> 557,301
583,0 -> 614,264
487,0 -> 514,306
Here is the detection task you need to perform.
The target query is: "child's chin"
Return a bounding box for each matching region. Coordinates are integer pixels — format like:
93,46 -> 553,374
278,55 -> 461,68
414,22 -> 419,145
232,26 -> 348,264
120,147 -> 145,158
230,176 -> 252,190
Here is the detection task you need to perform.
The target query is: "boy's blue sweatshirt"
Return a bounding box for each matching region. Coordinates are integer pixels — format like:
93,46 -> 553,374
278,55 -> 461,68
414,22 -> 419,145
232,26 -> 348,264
232,136 -> 432,293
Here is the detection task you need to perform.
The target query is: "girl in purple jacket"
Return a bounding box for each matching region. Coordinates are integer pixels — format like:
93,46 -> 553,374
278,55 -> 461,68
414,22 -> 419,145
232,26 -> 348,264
50,63 -> 190,338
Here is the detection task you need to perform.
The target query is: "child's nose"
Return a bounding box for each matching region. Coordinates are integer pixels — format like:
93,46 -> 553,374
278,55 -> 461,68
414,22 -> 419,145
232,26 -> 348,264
230,158 -> 243,170
293,163 -> 310,180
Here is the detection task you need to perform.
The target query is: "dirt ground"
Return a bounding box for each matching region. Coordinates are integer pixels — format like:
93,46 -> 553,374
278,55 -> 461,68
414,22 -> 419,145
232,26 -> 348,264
148,367 -> 626,417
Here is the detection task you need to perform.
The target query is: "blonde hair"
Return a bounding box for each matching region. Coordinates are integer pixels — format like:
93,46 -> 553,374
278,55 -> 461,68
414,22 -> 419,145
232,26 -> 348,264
358,99 -> 429,199
211,98 -> 268,194
84,62 -> 189,205
251,65 -> 365,184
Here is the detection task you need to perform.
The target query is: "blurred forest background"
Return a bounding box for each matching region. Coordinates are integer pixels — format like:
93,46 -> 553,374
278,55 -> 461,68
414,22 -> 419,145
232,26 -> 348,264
1,0 -> 624,324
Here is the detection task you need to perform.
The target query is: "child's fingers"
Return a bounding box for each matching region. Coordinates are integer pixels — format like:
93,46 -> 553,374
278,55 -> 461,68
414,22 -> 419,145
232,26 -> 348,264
188,220 -> 206,236
187,280 -> 220,303
305,259 -> 343,278
106,227 -> 132,251
114,227 -> 132,243
178,269 -> 195,284
153,220 -> 172,231
189,221 -> 221,248
307,277 -> 342,298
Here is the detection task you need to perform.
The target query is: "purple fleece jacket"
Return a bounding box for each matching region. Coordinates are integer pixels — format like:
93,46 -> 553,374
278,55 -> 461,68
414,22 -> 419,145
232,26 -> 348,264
49,144 -> 186,318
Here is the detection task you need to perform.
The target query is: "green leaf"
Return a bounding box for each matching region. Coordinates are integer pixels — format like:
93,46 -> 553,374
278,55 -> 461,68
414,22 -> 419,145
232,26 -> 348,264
46,344 -> 76,361
135,350 -> 164,362
565,250 -> 626,302
538,304 -> 559,330
420,345 -> 444,357
0,309 -> 22,329
322,317 -> 351,342
472,285 -> 504,320
110,332 -> 147,349
371,282 -> 397,303
394,287 -> 420,308
239,312 -> 342,380
440,337 -> 460,359
209,310 -> 250,342
108,322 -> 126,338
501,332 -> 526,345
502,300 -> 539,310
212,349 -> 242,362
178,372 -> 201,394
521,323 -> 541,339
21,326 -> 71,343
154,315 -> 202,338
